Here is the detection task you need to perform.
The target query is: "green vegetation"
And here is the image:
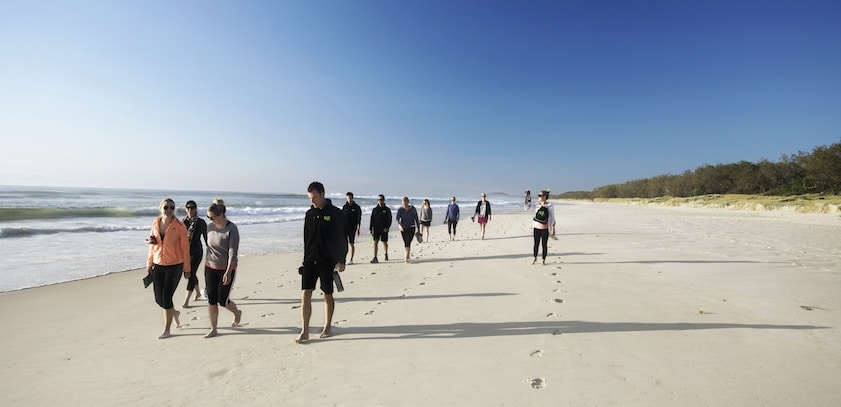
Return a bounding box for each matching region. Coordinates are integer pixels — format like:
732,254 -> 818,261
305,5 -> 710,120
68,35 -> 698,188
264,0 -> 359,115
558,140 -> 841,200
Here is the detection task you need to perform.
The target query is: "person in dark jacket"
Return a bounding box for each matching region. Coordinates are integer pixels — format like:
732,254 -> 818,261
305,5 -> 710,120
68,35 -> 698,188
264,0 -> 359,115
297,181 -> 347,343
342,192 -> 362,265
473,193 -> 492,240
369,194 -> 392,263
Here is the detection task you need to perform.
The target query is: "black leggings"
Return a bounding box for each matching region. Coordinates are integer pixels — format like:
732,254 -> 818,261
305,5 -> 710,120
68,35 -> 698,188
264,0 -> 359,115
205,266 -> 237,306
152,263 -> 182,309
401,227 -> 416,248
186,252 -> 202,291
447,220 -> 458,235
533,228 -> 549,260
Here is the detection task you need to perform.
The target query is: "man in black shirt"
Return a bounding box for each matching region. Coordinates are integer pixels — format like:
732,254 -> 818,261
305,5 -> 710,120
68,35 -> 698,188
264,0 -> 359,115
342,192 -> 362,265
297,181 -> 347,343
369,194 -> 392,263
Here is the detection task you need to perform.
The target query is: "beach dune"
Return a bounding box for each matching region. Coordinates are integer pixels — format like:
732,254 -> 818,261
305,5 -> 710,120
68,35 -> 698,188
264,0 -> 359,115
1,202 -> 839,406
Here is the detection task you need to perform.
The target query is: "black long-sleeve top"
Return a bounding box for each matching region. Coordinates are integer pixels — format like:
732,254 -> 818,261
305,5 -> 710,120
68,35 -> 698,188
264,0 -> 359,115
303,199 -> 348,267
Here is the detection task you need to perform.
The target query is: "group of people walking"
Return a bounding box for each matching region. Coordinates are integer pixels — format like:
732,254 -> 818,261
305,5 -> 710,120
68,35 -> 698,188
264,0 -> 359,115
145,198 -> 242,339
144,184 -> 555,341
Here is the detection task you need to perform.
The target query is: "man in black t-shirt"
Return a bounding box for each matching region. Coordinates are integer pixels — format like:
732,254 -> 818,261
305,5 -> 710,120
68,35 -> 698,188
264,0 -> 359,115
298,182 -> 347,344
342,192 -> 362,265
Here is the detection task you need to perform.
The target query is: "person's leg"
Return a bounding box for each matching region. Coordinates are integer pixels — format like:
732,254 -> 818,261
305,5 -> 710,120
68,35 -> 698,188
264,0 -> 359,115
183,267 -> 198,307
159,266 -> 181,339
383,240 -> 389,260
452,221 -> 457,240
296,290 -> 313,343
204,267 -> 221,338
540,229 -> 549,264
532,228 -> 540,264
216,270 -> 241,328
348,242 -> 355,264
205,305 -> 219,338
321,293 -> 335,338
372,238 -> 379,262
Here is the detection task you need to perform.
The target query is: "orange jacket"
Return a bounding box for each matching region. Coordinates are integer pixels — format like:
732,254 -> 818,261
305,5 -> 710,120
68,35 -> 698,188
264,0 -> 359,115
147,217 -> 191,273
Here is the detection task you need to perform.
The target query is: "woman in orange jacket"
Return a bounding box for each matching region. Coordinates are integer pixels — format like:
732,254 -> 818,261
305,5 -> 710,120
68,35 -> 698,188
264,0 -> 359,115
147,198 -> 191,339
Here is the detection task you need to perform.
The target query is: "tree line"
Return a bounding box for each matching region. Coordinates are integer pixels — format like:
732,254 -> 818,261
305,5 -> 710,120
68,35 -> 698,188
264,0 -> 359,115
559,140 -> 841,199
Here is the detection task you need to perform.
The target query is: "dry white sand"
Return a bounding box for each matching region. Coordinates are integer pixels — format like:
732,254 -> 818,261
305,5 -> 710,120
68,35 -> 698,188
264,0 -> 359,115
1,201 -> 839,406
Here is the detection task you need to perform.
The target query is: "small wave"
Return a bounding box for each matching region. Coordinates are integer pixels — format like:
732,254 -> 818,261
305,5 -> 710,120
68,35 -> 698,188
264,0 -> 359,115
0,225 -> 148,239
0,207 -> 153,222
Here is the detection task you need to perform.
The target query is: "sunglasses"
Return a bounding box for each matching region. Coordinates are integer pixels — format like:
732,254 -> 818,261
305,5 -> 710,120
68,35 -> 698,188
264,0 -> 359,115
186,206 -> 196,209
163,205 -> 175,210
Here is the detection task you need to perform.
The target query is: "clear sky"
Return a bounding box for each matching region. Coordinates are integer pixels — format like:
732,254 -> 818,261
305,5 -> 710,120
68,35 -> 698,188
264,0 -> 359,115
1,0 -> 839,197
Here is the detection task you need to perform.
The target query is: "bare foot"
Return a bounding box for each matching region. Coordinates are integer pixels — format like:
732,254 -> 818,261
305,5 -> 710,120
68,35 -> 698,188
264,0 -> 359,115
158,331 -> 171,339
232,310 -> 242,327
173,310 -> 181,328
320,328 -> 332,339
204,330 -> 218,339
294,332 -> 309,344
182,301 -> 190,308
531,257 -> 537,265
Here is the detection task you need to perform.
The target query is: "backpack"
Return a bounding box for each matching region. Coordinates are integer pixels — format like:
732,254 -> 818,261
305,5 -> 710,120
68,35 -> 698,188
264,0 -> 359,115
533,207 -> 549,224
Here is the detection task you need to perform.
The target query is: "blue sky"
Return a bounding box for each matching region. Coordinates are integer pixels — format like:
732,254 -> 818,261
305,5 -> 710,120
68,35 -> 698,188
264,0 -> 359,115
1,0 -> 839,197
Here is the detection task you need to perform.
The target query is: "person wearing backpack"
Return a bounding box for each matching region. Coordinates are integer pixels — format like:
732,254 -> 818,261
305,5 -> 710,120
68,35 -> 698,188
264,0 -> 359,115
531,190 -> 556,265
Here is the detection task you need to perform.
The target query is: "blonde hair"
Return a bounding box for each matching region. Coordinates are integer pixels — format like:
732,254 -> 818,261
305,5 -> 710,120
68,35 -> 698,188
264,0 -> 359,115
158,198 -> 175,218
208,198 -> 226,217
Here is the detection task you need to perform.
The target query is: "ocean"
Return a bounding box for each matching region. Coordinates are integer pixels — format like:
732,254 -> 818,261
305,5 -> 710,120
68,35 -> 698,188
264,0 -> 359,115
0,186 -> 525,292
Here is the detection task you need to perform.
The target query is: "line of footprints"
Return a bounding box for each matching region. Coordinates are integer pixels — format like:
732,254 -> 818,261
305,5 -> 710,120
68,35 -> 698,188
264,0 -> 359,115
527,259 -> 565,390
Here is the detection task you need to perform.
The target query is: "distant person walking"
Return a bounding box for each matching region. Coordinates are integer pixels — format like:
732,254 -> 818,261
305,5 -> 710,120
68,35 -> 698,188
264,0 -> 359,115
342,192 -> 362,265
419,198 -> 433,243
297,182 -> 347,343
396,197 -> 420,263
182,200 -> 207,308
472,193 -> 492,240
147,198 -> 191,339
203,198 -> 243,338
369,194 -> 392,263
524,190 -> 532,210
444,196 -> 460,241
531,191 -> 556,265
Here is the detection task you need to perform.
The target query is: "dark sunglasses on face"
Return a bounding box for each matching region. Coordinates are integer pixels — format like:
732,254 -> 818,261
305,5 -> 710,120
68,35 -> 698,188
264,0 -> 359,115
163,206 -> 175,210
186,206 -> 196,209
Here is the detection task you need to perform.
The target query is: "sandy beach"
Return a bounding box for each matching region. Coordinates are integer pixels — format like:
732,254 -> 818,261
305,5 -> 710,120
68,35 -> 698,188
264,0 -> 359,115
1,201 -> 839,406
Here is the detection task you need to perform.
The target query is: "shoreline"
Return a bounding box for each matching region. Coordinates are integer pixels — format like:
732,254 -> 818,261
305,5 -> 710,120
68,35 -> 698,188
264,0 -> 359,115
2,204 -> 839,405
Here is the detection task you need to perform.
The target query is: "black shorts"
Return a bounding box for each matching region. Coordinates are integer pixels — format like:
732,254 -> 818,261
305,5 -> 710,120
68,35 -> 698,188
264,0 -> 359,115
372,229 -> 388,242
346,224 -> 358,244
301,260 -> 335,295
420,220 -> 431,227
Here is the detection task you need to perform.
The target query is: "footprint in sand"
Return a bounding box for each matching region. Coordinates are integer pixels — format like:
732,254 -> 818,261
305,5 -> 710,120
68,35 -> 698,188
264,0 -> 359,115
550,272 -> 557,276
552,298 -> 564,303
551,329 -> 562,336
261,313 -> 275,318
552,289 -> 561,293
528,378 -> 546,389
377,301 -> 387,305
419,282 -> 426,286
207,368 -> 229,378
191,316 -> 200,321
546,313 -> 557,318
240,296 -> 250,300
365,310 -> 375,315
291,305 -> 301,309
530,350 -> 543,358
256,281 -> 262,285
